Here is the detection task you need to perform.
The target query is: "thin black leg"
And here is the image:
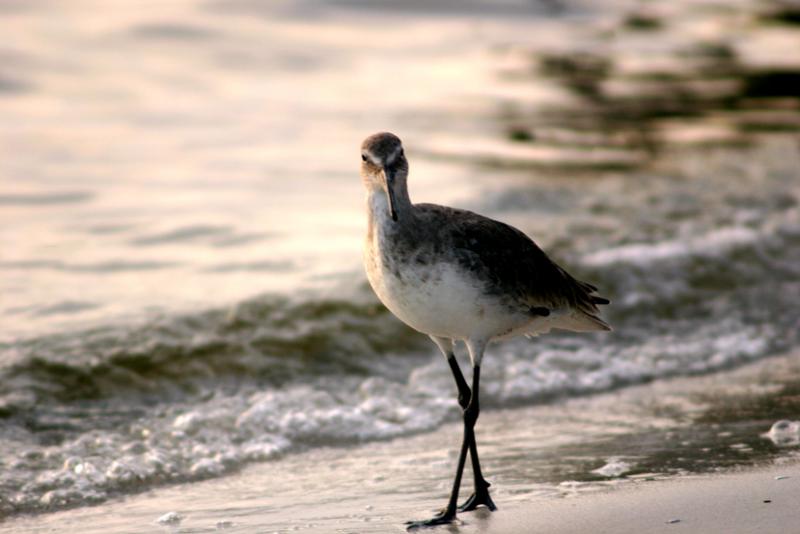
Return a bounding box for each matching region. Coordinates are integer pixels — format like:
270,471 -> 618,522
406,411 -> 472,530
446,357 -> 496,513
406,339 -> 496,529
458,364 -> 496,512
447,354 -> 471,411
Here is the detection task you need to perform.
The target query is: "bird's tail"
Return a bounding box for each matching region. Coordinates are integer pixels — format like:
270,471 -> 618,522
557,311 -> 612,332
567,280 -> 612,332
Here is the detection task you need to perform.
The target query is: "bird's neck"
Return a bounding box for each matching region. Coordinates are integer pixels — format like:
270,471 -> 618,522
366,184 -> 413,226
367,187 -> 414,241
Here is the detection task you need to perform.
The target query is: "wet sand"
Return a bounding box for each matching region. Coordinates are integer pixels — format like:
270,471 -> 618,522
492,464 -> 800,534
9,463 -> 799,533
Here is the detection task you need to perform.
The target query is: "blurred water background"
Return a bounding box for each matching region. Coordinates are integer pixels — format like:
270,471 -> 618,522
1,0 -> 800,524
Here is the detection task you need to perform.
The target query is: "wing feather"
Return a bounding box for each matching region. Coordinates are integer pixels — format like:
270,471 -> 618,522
415,203 -> 610,328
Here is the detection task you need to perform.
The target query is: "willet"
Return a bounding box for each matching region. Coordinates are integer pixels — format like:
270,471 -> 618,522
360,132 -> 611,529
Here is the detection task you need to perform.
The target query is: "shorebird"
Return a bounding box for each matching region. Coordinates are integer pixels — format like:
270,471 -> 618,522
360,132 -> 610,529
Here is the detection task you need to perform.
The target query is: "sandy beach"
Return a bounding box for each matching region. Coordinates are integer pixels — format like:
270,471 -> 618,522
492,465 -> 800,534
8,463 -> 800,533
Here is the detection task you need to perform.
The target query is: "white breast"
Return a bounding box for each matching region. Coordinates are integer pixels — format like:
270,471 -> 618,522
363,192 -> 539,341
365,240 -> 530,342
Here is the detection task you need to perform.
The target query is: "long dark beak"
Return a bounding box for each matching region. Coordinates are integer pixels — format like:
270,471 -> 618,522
383,168 -> 398,221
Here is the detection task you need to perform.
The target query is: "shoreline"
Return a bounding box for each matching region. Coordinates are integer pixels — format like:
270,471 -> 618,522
5,350 -> 800,533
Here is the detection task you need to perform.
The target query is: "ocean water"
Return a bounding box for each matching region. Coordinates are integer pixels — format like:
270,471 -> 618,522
2,0 -> 800,521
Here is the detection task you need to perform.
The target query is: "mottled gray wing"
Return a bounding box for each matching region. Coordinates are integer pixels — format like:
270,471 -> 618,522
415,203 -> 608,315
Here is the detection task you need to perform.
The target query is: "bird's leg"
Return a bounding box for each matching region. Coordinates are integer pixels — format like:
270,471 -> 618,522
458,363 -> 496,512
406,408 -> 472,530
445,355 -> 495,512
406,339 -> 496,529
459,339 -> 497,513
405,338 -> 478,529
446,353 -> 471,411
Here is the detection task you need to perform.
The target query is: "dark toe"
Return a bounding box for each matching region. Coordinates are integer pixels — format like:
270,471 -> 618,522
405,512 -> 457,530
458,491 -> 497,512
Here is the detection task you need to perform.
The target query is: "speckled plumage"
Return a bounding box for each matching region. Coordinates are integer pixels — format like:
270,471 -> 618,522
361,133 -> 610,346
359,132 -> 610,528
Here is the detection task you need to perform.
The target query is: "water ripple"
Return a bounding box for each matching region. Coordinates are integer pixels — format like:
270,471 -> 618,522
0,192 -> 93,205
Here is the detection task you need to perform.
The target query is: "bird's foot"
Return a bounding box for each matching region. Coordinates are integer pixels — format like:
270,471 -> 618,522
458,486 -> 497,512
405,509 -> 457,530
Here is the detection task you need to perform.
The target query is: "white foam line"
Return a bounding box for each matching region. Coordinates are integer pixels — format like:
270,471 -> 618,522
582,226 -> 761,267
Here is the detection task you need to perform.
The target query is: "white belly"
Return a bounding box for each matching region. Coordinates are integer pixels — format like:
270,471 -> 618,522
365,250 -> 528,340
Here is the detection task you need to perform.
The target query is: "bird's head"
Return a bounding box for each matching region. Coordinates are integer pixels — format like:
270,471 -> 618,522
360,132 -> 408,222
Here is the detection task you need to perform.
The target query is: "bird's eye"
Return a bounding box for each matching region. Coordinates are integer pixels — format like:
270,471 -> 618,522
361,154 -> 367,162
